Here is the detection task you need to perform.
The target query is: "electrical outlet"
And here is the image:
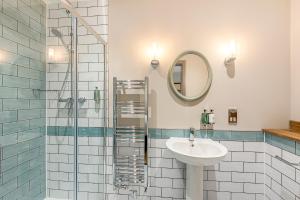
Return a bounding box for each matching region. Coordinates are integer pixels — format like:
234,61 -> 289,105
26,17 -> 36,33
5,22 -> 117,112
228,108 -> 237,124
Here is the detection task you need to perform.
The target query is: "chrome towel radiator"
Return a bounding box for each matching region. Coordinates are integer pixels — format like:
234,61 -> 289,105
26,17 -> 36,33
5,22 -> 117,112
113,77 -> 149,190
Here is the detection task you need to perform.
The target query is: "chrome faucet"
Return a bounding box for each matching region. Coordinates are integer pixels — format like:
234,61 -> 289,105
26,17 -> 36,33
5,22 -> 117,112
189,127 -> 195,146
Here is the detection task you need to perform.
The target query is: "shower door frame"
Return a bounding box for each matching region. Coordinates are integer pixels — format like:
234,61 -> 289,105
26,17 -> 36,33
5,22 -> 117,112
70,16 -> 79,200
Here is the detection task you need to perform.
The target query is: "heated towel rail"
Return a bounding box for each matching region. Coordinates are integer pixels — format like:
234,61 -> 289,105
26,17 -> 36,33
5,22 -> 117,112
113,77 -> 149,190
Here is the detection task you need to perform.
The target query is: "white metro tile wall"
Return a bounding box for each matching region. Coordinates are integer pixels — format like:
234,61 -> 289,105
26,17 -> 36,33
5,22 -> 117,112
47,136 -> 106,200
105,138 -> 266,200
47,135 -> 300,200
264,143 -> 300,200
46,0 -> 108,128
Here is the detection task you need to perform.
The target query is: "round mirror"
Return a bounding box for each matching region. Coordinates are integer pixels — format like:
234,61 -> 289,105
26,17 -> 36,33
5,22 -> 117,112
168,51 -> 213,102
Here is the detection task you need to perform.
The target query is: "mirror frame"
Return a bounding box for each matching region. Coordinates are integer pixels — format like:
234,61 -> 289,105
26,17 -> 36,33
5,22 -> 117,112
168,50 -> 213,102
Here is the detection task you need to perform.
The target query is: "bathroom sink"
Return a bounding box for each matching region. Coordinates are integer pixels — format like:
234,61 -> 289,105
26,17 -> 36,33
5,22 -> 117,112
166,137 -> 228,200
166,137 -> 228,166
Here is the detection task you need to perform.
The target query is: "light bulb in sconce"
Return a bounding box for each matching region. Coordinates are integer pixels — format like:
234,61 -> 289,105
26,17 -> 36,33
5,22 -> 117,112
150,43 -> 162,69
224,40 -> 237,67
48,48 -> 55,61
0,51 -> 4,62
48,47 -> 68,63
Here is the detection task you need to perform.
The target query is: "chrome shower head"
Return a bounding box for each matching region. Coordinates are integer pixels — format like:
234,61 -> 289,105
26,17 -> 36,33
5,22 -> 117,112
51,28 -> 63,38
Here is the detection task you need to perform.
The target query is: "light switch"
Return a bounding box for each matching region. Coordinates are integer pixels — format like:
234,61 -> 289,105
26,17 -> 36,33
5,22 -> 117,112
228,108 -> 237,124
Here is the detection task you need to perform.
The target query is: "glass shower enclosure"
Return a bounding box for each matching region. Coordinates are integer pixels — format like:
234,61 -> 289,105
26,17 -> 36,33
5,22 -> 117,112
0,0 -> 107,200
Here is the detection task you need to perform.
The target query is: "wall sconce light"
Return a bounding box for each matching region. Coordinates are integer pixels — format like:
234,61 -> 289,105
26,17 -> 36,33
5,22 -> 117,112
150,43 -> 162,69
0,51 -> 4,62
48,48 -> 55,61
48,47 -> 68,63
224,40 -> 237,67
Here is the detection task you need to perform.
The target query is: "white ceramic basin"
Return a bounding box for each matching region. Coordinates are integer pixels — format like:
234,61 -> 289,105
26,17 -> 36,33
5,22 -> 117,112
166,137 -> 228,200
166,137 -> 228,166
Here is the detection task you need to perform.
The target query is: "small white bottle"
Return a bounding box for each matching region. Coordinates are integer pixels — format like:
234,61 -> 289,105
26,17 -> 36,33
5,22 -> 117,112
208,109 -> 215,124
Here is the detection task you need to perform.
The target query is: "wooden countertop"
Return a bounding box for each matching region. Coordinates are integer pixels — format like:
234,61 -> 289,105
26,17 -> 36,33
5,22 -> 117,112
263,129 -> 300,142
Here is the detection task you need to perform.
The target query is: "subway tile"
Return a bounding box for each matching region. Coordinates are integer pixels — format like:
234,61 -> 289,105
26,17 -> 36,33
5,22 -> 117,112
232,152 -> 255,162
0,87 -> 18,98
150,177 -> 172,188
18,67 -> 42,80
0,12 -> 18,30
231,193 -> 255,200
265,164 -> 281,183
0,179 -> 18,197
272,156 -> 295,179
2,120 -> 30,135
244,183 -> 264,194
244,162 -> 264,173
296,169 -> 300,184
244,142 -> 264,152
162,188 -> 184,199
220,141 -> 243,151
207,191 -> 231,200
2,75 -> 29,88
18,88 -> 37,99
0,64 -> 18,76
282,150 -> 300,165
220,161 -> 243,172
207,171 -> 231,181
2,26 -> 30,47
3,99 -> 29,110
161,168 -> 183,178
271,179 -> 296,200
265,143 -> 282,157
265,185 -> 282,200
0,50 -> 30,67
18,109 -> 41,120
282,175 -> 300,196
0,110 -> 17,123
219,182 -> 243,192
232,172 -> 255,183
0,37 -> 17,53
18,44 -> 41,61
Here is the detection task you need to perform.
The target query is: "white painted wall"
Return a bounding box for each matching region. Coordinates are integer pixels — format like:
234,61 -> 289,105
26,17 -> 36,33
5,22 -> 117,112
291,0 -> 300,121
109,0 -> 291,130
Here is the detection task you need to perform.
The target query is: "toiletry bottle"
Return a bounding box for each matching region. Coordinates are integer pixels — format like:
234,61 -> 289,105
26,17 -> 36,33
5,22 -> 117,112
201,109 -> 208,125
208,109 -> 215,124
94,87 -> 100,104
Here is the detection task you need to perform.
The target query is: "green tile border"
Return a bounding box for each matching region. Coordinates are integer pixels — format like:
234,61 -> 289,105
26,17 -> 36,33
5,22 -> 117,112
47,126 -> 300,155
265,133 -> 298,155
47,126 -> 104,137
47,126 -> 262,141
296,142 -> 300,156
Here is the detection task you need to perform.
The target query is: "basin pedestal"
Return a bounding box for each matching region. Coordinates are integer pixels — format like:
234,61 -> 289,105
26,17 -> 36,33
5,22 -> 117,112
186,165 -> 203,200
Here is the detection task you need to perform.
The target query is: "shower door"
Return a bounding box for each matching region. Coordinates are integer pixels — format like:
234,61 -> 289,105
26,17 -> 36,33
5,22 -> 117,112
46,2 -> 106,200
47,9 -> 78,200
76,19 -> 106,200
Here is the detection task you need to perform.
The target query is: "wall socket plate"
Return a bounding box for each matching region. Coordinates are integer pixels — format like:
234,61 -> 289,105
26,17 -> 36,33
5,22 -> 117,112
228,108 -> 238,124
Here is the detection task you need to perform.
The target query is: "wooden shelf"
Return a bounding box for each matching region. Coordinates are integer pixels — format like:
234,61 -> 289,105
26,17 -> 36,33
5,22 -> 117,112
263,129 -> 300,142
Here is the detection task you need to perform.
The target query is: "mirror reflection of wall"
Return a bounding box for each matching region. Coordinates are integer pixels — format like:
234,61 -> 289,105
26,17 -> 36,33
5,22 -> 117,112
171,53 -> 210,98
173,61 -> 186,95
